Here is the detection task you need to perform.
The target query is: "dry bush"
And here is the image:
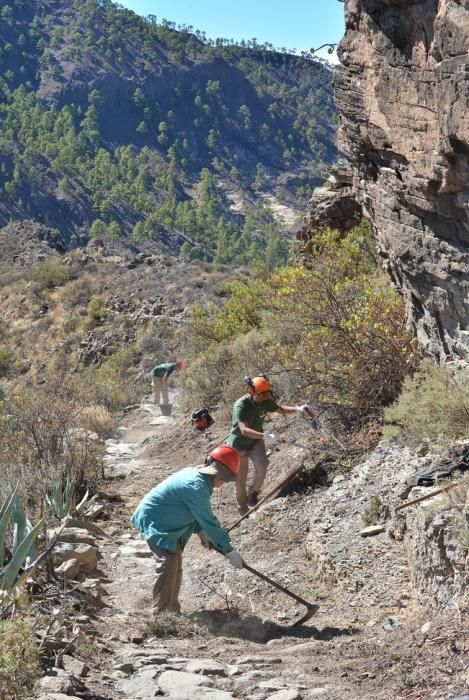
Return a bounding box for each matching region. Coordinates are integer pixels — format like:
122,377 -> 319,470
59,273 -> 97,312
0,618 -> 40,699
81,404 -> 114,438
137,319 -> 178,368
181,329 -> 269,422
0,346 -> 15,377
144,611 -> 196,639
0,269 -> 29,289
85,347 -> 143,411
384,359 -> 469,446
0,377 -> 103,510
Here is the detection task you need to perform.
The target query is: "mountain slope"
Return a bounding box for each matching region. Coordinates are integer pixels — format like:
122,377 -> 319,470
0,0 -> 337,266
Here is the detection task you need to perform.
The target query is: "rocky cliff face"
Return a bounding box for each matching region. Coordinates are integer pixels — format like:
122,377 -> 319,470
309,0 -> 469,359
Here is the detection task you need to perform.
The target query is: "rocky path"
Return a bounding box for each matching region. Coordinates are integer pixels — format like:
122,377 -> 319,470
49,397 -> 468,700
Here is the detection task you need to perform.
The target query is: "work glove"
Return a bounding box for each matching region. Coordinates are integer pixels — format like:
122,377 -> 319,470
198,531 -> 213,550
295,404 -> 313,417
227,549 -> 244,569
264,433 -> 288,448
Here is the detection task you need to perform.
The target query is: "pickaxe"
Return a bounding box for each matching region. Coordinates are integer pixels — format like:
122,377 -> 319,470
213,545 -> 320,626
227,438 -> 314,532
241,560 -> 320,626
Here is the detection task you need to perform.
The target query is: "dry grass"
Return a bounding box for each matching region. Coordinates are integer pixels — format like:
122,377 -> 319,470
144,611 -> 198,639
81,404 -> 115,438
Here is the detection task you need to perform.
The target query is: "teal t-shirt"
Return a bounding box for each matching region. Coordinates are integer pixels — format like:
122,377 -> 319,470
131,467 -> 233,554
226,394 -> 279,451
151,362 -> 177,378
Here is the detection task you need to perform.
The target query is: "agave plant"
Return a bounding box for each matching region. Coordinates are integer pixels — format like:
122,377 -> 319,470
45,479 -> 75,519
0,487 -> 46,592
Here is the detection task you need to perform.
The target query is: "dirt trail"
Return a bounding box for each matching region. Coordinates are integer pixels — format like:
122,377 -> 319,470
82,397 -> 468,700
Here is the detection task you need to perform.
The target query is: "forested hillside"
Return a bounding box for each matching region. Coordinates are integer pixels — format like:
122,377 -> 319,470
0,0 -> 337,267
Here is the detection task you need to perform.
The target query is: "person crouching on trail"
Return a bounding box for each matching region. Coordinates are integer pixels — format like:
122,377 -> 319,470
131,445 -> 243,614
150,359 -> 183,405
226,375 -> 314,515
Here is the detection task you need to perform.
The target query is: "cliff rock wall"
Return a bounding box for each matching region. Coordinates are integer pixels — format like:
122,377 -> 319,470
331,0 -> 468,359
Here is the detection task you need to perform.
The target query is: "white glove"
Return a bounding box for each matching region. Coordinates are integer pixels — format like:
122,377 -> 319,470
227,550 -> 244,569
198,531 -> 213,550
295,404 -> 311,416
264,432 -> 277,448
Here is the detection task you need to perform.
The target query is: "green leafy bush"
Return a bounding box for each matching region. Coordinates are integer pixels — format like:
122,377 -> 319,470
0,618 -> 40,699
361,495 -> 382,526
87,296 -> 108,325
184,222 -> 419,421
33,259 -> 69,289
383,359 -> 469,445
187,275 -> 266,352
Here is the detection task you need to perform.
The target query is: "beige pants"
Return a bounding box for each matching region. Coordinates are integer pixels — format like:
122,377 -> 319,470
152,377 -> 169,405
236,440 -> 269,508
148,541 -> 182,613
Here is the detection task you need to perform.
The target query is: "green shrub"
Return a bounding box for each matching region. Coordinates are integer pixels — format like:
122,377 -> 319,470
33,258 -> 69,289
0,618 -> 40,698
264,252 -> 419,412
394,663 -> 416,690
187,275 -> 266,352
86,347 -> 142,411
361,495 -> 382,526
185,223 -> 418,420
383,359 -> 469,445
87,296 -> 108,325
0,346 -> 14,377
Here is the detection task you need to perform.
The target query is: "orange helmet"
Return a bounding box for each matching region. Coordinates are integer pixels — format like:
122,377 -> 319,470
246,375 -> 272,396
208,444 -> 240,477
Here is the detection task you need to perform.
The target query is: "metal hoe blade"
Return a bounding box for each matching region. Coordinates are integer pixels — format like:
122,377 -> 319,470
242,561 -> 320,627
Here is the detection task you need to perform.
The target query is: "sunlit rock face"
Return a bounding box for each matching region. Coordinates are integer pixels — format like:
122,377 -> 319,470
334,0 -> 468,359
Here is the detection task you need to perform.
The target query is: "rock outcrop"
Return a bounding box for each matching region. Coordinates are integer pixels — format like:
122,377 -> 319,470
296,166 -> 362,252
304,0 -> 469,360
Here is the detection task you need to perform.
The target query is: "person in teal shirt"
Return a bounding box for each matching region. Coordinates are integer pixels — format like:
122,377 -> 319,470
226,375 -> 314,515
131,444 -> 243,614
150,360 -> 183,406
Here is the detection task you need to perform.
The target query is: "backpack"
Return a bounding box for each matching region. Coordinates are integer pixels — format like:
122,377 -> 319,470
191,407 -> 214,432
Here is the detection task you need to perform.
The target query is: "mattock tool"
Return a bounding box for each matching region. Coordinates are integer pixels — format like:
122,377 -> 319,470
213,545 -> 320,626
241,560 -> 320,626
227,438 -> 315,532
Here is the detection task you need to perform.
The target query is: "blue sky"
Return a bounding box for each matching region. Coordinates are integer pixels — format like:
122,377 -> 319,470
118,1 -> 345,61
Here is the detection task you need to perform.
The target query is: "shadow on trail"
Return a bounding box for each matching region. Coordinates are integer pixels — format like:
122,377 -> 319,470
189,609 -> 359,644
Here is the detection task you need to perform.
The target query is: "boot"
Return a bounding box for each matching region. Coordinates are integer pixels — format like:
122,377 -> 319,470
247,491 -> 259,507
